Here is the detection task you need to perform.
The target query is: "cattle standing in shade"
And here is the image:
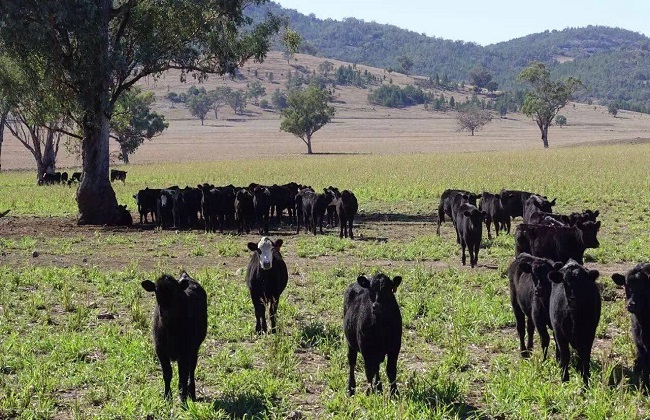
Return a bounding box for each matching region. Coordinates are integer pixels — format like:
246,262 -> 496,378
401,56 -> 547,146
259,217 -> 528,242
344,273 -> 402,396
245,237 -> 288,333
456,203 -> 486,268
141,272 -> 208,402
508,253 -> 563,358
110,169 -> 127,183
515,221 -> 601,264
337,190 -> 358,239
133,188 -> 161,224
612,263 -> 650,390
549,261 -> 601,386
479,192 -> 510,238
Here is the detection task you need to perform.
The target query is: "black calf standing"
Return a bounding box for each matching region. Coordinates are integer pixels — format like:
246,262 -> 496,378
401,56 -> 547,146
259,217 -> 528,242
508,253 -> 562,359
245,237 -> 289,333
344,273 -> 402,397
456,203 -> 486,268
548,261 -> 601,386
337,190 -> 358,239
141,272 -> 208,402
479,192 -> 510,238
612,263 -> 650,390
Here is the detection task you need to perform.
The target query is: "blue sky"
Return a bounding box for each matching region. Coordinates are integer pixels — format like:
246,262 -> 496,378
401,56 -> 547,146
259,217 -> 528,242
275,0 -> 650,45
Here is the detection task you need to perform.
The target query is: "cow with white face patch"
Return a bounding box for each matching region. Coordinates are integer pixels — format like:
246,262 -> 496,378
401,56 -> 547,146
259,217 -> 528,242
245,237 -> 289,333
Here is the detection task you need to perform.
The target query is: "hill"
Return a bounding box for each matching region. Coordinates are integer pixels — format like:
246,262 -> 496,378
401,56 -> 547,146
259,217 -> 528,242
248,3 -> 650,112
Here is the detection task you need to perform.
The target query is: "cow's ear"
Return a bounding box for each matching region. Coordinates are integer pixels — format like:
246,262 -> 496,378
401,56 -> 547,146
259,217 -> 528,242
357,275 -> 370,288
464,210 -> 471,217
593,210 -> 600,217
550,198 -> 556,206
611,273 -> 626,286
548,271 -> 563,284
519,262 -> 533,273
587,270 -> 599,282
179,278 -> 190,290
595,221 -> 601,229
274,239 -> 283,250
141,280 -> 156,292
247,242 -> 258,252
391,276 -> 402,292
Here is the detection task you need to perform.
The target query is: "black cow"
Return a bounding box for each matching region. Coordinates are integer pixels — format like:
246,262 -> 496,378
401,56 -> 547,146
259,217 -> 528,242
269,183 -> 296,225
294,186 -> 314,233
325,186 -> 340,228
253,186 -> 271,235
456,203 -> 486,268
514,221 -> 601,264
508,253 -> 563,358
201,186 -> 225,233
68,172 -> 82,186
141,272 -> 207,402
549,261 -> 601,386
39,172 -> 62,185
479,192 -> 510,238
110,169 -> 127,183
612,263 -> 650,390
499,189 -> 536,220
337,190 -> 358,239
522,195 -> 556,224
436,189 -> 477,236
235,189 -> 255,234
60,172 -> 68,184
157,187 -> 179,229
245,237 -> 288,333
133,188 -> 161,224
301,189 -> 336,235
112,204 -> 133,226
344,273 -> 402,396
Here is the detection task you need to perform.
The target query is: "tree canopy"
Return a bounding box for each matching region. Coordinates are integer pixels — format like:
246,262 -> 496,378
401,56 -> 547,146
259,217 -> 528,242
280,85 -> 335,154
517,62 -> 582,148
456,105 -> 493,136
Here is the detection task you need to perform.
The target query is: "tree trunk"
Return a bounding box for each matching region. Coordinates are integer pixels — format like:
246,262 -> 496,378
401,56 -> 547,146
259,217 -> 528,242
306,134 -> 313,154
0,110 -> 7,172
541,123 -> 549,148
120,143 -> 130,164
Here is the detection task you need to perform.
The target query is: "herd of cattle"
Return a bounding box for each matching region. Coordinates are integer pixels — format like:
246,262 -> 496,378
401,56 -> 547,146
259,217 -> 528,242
38,169 -> 126,186
132,183 -> 359,238
139,187 -> 650,403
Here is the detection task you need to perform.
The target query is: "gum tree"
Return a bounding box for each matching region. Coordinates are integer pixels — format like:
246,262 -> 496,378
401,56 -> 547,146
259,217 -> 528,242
280,85 -> 335,154
0,1 -> 283,224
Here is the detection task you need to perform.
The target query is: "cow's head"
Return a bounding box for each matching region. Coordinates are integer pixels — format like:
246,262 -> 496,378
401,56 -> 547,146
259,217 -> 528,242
464,207 -> 487,225
357,273 -> 402,316
612,264 -> 650,314
548,260 -> 599,307
141,274 -> 189,310
518,253 -> 563,299
248,237 -> 283,270
576,220 -> 601,249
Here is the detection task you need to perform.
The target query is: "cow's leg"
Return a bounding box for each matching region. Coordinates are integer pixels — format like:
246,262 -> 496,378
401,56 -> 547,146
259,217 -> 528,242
485,217 -> 492,240
347,346 -> 357,396
364,357 -> 380,395
252,298 -> 266,334
269,298 -> 279,333
349,218 -> 354,239
461,240 -> 467,266
178,356 -> 190,402
513,303 -> 527,356
386,350 -> 399,396
556,334 -> 570,382
157,351 -> 173,400
526,316 -> 535,352
538,323 -> 550,360
188,351 -> 199,401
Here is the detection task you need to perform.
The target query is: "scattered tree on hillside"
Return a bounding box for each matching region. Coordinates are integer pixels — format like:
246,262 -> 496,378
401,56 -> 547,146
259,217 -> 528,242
456,105 -> 493,136
0,1 -> 283,224
318,61 -> 334,77
469,67 -> 493,90
111,87 -> 168,164
517,62 -> 582,148
486,81 -> 499,93
247,80 -> 266,105
226,89 -> 248,115
608,103 -> 619,117
271,89 -> 288,111
282,28 -> 301,64
280,85 -> 335,154
555,114 -> 567,128
187,93 -> 213,125
397,56 -> 414,75
209,87 -> 232,120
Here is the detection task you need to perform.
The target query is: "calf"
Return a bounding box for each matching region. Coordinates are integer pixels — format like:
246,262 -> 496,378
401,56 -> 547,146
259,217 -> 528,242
436,189 -> 476,236
499,189 -> 536,220
133,188 -> 161,224
234,189 -> 254,234
141,271 -> 208,401
301,189 -> 336,235
112,204 -> 133,226
456,203 -> 486,268
344,273 -> 402,396
245,237 -> 288,333
548,261 -> 601,386
269,183 -> 295,225
612,263 -> 650,390
479,191 -> 510,238
522,195 -> 556,224
337,190 -> 358,239
514,221 -> 600,264
508,253 -> 563,358
110,169 -> 127,183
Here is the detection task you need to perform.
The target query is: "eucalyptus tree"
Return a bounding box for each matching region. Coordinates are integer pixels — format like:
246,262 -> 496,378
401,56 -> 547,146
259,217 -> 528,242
0,1 -> 283,224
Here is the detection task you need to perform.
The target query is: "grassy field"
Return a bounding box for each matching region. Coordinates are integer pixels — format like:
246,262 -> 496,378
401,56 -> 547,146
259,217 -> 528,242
1,144 -> 650,418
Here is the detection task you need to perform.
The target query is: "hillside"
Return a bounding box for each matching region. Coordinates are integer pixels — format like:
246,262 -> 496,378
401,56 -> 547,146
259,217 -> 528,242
248,2 -> 650,111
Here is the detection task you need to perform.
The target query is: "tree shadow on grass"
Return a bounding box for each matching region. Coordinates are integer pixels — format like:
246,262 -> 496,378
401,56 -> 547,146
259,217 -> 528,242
213,392 -> 280,419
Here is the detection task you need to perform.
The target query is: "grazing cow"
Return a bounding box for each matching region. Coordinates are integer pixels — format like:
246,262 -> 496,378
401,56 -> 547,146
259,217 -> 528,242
436,189 -> 477,235
479,192 -> 510,238
499,189 -> 536,220
301,189 -> 336,235
110,169 -> 127,183
141,272 -> 208,401
456,203 -> 486,268
39,172 -> 62,185
514,221 -> 601,264
612,263 -> 650,390
67,172 -> 82,186
112,204 -> 133,226
522,195 -> 556,224
133,188 -> 161,224
245,237 -> 288,333
253,186 -> 271,235
337,190 -> 358,239
234,189 -> 254,234
344,273 -> 402,396
548,261 -> 601,386
508,253 -> 563,358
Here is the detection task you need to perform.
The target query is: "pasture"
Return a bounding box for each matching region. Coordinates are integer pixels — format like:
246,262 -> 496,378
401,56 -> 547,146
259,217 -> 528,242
1,144 -> 650,418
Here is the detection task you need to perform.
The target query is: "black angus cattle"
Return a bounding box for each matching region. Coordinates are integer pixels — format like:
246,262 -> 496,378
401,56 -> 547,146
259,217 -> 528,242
568,209 -> 600,225
110,169 -> 127,183
294,186 -> 314,233
522,195 -> 556,224
60,172 -> 68,184
141,272 -> 208,401
548,261 -> 601,386
182,187 -> 203,228
68,172 -> 82,186
436,189 -> 477,236
499,189 -> 537,220
133,188 -> 161,224
337,190 -> 358,239
253,186 -> 271,235
612,263 -> 650,390
344,273 -> 402,396
300,189 -> 336,235
527,211 -> 570,227
325,186 -> 340,228
39,172 -> 62,185
234,189 -> 254,234
508,253 -> 563,359
269,183 -> 296,225
245,237 -> 288,333
479,192 -> 510,238
201,186 -> 225,233
514,221 -> 601,264
157,187 -> 179,229
112,204 -> 133,226
456,203 -> 486,268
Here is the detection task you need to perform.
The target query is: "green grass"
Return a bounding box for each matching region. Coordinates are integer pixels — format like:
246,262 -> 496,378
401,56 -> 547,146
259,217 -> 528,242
1,144 -> 650,418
